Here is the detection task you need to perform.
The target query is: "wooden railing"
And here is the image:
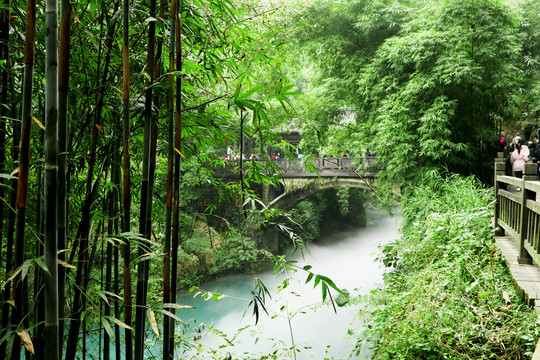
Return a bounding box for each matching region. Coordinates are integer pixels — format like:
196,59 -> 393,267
494,154 -> 540,265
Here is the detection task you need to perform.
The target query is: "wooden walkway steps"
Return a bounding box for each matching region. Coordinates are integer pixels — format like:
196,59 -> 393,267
494,234 -> 540,359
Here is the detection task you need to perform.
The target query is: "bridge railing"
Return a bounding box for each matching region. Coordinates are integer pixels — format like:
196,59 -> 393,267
494,155 -> 540,265
214,156 -> 378,177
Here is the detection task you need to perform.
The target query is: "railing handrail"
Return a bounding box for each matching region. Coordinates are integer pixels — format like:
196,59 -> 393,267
494,158 -> 540,265
214,156 -> 379,178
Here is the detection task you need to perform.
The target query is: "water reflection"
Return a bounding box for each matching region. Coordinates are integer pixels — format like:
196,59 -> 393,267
176,212 -> 400,359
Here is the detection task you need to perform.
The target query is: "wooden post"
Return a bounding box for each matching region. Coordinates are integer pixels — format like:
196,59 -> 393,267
517,163 -> 537,264
494,160 -> 506,236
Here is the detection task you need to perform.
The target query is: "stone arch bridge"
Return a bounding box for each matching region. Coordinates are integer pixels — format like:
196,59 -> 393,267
213,156 -> 379,253
214,156 -> 379,207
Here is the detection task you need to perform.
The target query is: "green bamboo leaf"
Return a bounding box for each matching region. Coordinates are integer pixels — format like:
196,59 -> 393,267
0,173 -> 17,180
96,290 -> 110,306
163,303 -> 195,310
109,316 -> 133,330
102,318 -> 114,339
21,259 -> 33,281
238,84 -> 264,100
317,275 -> 345,295
159,309 -> 183,323
102,291 -> 122,301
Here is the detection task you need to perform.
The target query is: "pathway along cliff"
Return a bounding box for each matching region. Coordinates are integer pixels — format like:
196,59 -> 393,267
175,209 -> 400,359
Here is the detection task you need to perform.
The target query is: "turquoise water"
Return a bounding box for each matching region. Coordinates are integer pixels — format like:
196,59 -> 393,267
175,213 -> 400,359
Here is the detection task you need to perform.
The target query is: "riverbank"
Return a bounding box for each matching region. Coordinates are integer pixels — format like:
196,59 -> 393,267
359,174 -> 539,359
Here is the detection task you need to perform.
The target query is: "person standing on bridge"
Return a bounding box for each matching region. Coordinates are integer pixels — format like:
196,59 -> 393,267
510,137 -> 529,179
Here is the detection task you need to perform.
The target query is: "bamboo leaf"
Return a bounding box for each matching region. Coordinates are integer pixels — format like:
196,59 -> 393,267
96,290 -> 110,306
0,173 -> 17,180
148,309 -> 159,337
16,330 -> 35,355
159,309 -> 183,323
317,275 -> 345,295
102,291 -> 123,301
34,257 -> 50,276
109,316 -> 133,330
95,123 -> 104,135
58,259 -> 76,269
102,318 -> 114,339
21,259 -> 33,281
104,237 -> 126,246
31,116 -> 45,131
238,84 -> 264,100
2,267 -> 22,290
163,303 -> 195,310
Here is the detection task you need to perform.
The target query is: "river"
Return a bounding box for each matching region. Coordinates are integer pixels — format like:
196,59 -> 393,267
175,210 -> 401,359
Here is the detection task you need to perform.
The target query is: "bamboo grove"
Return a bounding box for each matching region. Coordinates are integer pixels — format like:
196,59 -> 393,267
0,0 -> 299,358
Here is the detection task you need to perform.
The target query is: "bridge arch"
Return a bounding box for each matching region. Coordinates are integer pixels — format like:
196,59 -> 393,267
267,178 -> 375,211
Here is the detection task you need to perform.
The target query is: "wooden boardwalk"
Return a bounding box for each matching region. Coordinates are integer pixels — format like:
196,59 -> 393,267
494,235 -> 540,310
494,234 -> 540,359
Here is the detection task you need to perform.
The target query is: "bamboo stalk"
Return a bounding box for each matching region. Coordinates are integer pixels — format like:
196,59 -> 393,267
10,0 -> 36,356
43,0 -> 60,356
163,0 -> 176,357
135,0 -> 157,357
169,3 -> 182,357
121,0 -> 133,355
57,0 -> 72,352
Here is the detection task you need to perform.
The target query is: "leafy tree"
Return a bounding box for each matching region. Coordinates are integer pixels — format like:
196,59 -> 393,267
294,0 -> 533,192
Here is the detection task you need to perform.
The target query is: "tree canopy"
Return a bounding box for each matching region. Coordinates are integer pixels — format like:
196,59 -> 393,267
293,0 -> 540,189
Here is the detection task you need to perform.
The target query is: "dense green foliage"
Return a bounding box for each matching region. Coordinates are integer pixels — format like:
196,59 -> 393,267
1,0 -> 540,357
359,174 -> 539,359
292,0 -> 540,190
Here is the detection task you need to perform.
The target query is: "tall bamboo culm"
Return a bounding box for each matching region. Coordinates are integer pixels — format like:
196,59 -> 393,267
43,0 -> 60,356
121,0 -> 133,356
0,0 -> 9,271
134,0 -> 156,356
0,0 -> 10,355
9,0 -> 35,357
163,0 -> 176,357
170,2 -> 182,358
57,0 -> 72,353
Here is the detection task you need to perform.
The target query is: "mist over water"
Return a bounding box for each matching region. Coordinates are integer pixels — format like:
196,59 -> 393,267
176,210 -> 401,359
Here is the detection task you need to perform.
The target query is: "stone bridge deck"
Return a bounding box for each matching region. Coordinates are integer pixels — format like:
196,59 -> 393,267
213,156 -> 379,179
